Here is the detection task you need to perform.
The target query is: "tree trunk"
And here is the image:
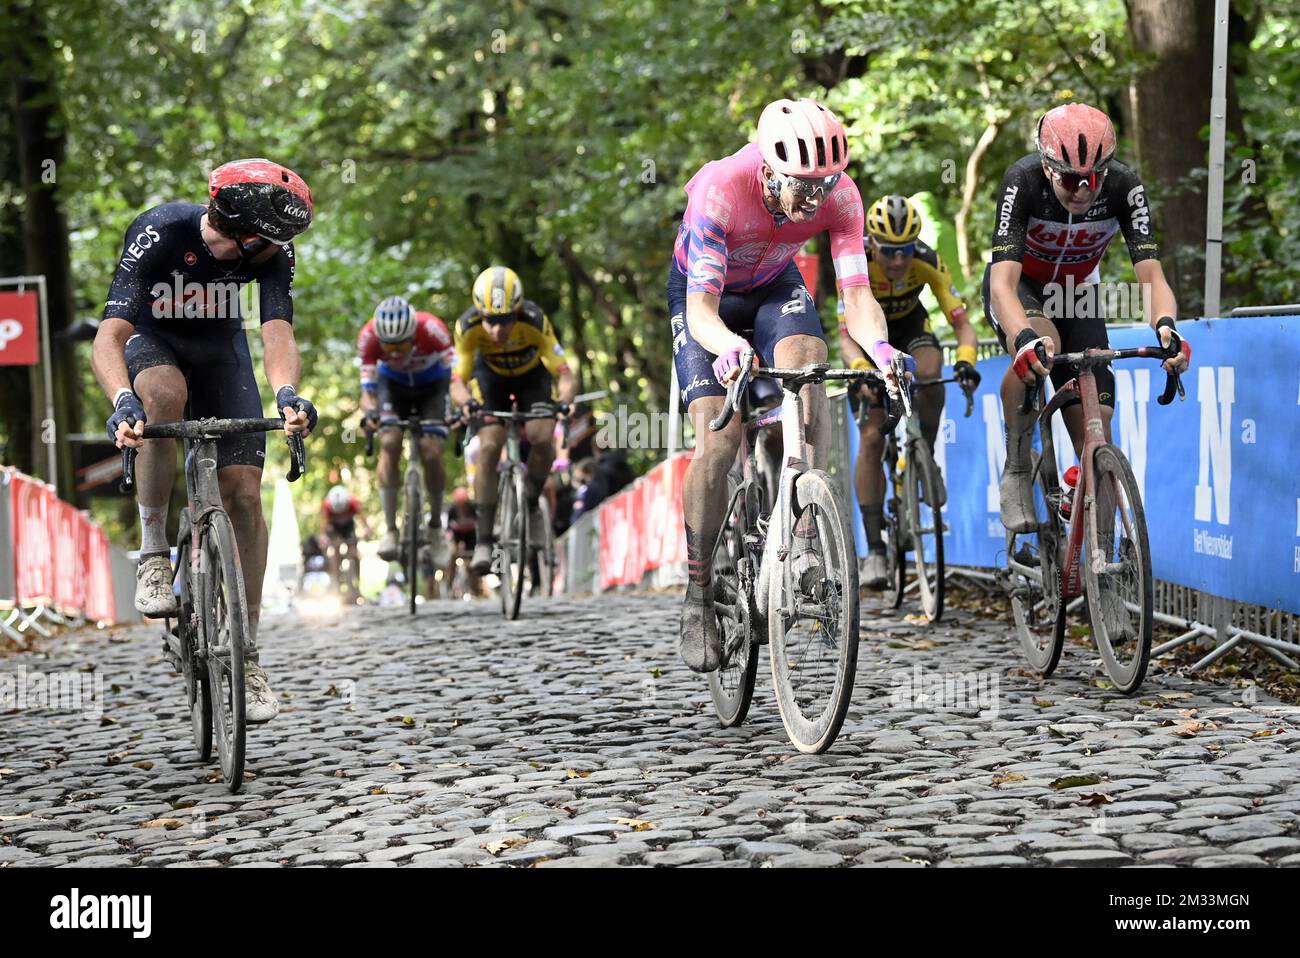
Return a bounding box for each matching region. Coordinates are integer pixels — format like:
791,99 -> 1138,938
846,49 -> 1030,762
956,120 -> 1002,283
1126,0 -> 1249,316
7,0 -> 79,496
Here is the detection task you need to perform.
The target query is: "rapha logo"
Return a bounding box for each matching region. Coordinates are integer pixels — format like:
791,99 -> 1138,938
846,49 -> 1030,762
50,888 -> 151,938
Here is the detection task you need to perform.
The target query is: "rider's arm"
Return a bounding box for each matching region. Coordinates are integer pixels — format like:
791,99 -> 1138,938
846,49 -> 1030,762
685,291 -> 747,358
91,318 -> 137,403
261,319 -> 301,400
924,252 -> 978,359
358,322 -> 381,419
450,311 -> 477,409
680,176 -> 750,362
1113,166 -> 1185,372
536,312 -> 577,402
827,177 -> 896,373
988,162 -> 1039,353
840,284 -> 890,361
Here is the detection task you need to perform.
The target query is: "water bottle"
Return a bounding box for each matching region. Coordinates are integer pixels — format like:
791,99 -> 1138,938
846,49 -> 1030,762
1058,465 -> 1080,524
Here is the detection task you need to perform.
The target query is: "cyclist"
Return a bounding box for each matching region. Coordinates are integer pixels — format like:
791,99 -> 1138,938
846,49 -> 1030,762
92,157 -> 318,722
320,484 -> 372,591
986,103 -> 1190,531
839,194 -> 980,587
449,266 -> 578,575
670,97 -> 908,673
445,485 -> 479,594
358,296 -> 455,567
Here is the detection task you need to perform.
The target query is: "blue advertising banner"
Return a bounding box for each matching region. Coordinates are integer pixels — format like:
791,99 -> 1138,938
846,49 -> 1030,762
848,316 -> 1300,614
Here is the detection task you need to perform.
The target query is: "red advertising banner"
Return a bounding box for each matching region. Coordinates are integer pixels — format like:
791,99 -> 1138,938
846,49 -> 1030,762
11,472 -> 55,604
598,452 -> 690,589
794,252 -> 820,302
0,291 -> 40,366
8,469 -> 117,619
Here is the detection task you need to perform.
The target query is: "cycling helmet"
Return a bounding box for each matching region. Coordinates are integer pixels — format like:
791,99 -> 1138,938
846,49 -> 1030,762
208,158 -> 314,243
1036,103 -> 1116,177
374,296 -> 416,343
866,195 -> 922,244
472,266 -> 524,317
326,485 -> 351,515
757,98 -> 849,178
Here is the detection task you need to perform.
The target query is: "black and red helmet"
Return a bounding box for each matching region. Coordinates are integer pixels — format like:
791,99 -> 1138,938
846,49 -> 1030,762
208,158 -> 314,244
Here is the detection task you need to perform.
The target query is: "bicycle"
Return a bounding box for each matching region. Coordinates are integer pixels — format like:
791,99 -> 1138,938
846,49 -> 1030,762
708,350 -> 898,753
324,530 -> 362,606
864,371 -> 973,622
1003,342 -> 1183,693
122,417 -> 306,793
366,413 -> 442,615
464,400 -> 567,619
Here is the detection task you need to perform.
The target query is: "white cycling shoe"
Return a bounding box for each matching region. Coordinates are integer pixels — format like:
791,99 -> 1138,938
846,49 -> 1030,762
244,662 -> 280,723
135,554 -> 179,618
862,552 -> 888,589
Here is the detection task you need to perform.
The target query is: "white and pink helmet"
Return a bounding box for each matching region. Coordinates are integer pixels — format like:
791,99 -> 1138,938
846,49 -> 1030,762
757,98 -> 849,178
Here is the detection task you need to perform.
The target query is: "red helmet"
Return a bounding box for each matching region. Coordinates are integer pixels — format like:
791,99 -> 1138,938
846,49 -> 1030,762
1036,103 -> 1116,176
208,158 -> 314,243
757,98 -> 849,178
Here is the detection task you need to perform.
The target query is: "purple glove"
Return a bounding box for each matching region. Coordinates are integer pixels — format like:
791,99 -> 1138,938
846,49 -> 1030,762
712,344 -> 747,384
869,340 -> 916,375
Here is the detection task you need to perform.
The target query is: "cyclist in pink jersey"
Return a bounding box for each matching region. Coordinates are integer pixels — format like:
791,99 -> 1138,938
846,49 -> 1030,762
669,97 -> 912,672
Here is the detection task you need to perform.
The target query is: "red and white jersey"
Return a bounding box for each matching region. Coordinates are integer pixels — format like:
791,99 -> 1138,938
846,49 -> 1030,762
358,311 -> 454,388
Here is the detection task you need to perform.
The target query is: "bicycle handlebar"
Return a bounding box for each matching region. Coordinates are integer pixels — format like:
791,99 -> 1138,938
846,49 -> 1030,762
120,417 -> 306,492
710,350 -> 901,434
1019,342 -> 1186,415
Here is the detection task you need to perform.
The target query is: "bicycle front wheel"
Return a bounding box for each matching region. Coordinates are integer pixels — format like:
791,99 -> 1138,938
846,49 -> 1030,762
768,469 -> 859,753
200,510 -> 247,793
1007,452 -> 1066,675
405,469 -> 422,616
175,509 -> 211,762
535,495 -> 556,598
497,469 -> 527,620
708,482 -> 759,727
909,444 -> 945,622
1085,443 -> 1153,694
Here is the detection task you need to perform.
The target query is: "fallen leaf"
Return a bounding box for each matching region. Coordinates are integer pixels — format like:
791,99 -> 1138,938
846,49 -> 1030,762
1179,708 -> 1199,717
1047,726 -> 1069,739
333,769 -> 346,778
99,716 -> 117,727
1049,774 -> 1103,790
105,751 -> 130,765
481,836 -> 529,855
387,761 -> 405,771
0,768 -> 13,776
1079,793 -> 1113,807
1033,698 -> 1054,707
142,818 -> 185,830
565,769 -> 591,779
992,773 -> 1026,787
1158,692 -> 1193,700
1091,677 -> 1114,690
1171,721 -> 1216,738
1252,728 -> 1284,738
402,716 -> 415,727
132,761 -> 154,771
1252,798 -> 1266,807
612,818 -> 654,832
0,815 -> 33,822
435,762 -> 468,769
649,668 -> 662,679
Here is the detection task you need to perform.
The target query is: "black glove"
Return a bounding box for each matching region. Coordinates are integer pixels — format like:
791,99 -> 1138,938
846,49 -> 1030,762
954,360 -> 981,392
460,398 -> 482,420
276,385 -> 318,433
106,391 -> 146,445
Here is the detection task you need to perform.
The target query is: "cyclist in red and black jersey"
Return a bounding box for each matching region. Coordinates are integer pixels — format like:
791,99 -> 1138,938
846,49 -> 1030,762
983,103 -> 1190,532
92,158 -> 318,723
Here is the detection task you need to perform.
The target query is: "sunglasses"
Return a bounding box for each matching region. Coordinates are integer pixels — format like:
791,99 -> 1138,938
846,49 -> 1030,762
1050,165 -> 1108,195
876,241 -> 915,259
779,171 -> 843,200
237,233 -> 291,256
380,339 -> 414,354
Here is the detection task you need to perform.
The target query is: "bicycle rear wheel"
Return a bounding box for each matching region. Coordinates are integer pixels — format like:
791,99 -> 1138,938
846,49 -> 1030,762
768,470 -> 859,753
1085,443 -> 1153,694
708,483 -> 759,727
1007,452 -> 1066,675
175,509 -> 211,762
497,468 -> 527,620
908,444 -> 945,622
405,469 -> 422,615
884,496 -> 906,610
200,511 -> 247,793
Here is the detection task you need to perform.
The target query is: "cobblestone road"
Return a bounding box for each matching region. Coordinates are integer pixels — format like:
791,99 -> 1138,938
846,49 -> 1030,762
3,591 -> 1299,868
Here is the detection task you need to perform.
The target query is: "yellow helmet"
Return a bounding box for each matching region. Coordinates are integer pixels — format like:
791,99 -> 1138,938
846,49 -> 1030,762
472,266 -> 524,317
866,195 -> 922,244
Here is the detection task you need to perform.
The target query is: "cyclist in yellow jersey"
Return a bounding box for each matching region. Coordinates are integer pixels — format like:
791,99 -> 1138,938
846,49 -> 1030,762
450,266 -> 577,573
839,195 -> 981,587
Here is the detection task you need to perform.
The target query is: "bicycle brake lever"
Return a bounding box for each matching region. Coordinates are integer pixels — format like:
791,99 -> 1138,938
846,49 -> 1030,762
286,433 -> 307,482
120,446 -> 136,494
1157,367 -> 1184,405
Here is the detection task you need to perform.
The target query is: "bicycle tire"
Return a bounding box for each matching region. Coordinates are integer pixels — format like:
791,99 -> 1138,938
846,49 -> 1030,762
768,470 -> 859,753
1085,443 -> 1153,694
405,468 -> 422,616
498,468 -> 527,620
175,509 -> 211,762
910,443 -> 945,623
1008,452 -> 1066,676
201,510 -> 247,793
708,482 -> 760,727
884,499 -> 906,610
536,496 -> 556,598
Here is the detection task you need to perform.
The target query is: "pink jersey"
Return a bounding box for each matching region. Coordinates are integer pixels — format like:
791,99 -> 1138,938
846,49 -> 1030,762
358,311 -> 454,389
672,143 -> 869,296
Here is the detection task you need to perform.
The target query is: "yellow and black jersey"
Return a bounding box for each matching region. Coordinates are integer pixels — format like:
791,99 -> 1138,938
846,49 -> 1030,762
453,300 -> 573,380
865,240 -> 967,324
